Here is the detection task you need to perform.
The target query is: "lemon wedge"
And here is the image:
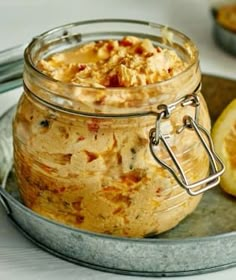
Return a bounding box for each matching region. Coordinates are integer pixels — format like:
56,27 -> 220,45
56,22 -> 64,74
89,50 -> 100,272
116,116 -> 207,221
212,99 -> 236,196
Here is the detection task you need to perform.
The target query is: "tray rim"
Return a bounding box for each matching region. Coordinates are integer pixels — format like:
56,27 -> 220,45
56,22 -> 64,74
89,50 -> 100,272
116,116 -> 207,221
3,212 -> 236,277
0,105 -> 236,245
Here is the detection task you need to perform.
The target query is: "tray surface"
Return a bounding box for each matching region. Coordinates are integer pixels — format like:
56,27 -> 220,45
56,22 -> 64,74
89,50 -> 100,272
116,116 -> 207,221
0,74 -> 236,276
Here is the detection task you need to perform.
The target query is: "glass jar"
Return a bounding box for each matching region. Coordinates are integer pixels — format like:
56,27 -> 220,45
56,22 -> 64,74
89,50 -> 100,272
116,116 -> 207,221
13,19 -> 223,237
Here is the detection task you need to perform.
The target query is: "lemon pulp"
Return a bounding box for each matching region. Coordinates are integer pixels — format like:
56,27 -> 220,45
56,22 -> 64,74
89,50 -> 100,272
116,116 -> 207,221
212,99 -> 236,196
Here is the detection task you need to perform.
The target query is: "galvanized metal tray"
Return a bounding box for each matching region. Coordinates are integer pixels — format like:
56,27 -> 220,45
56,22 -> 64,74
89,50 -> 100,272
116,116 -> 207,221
0,74 -> 236,276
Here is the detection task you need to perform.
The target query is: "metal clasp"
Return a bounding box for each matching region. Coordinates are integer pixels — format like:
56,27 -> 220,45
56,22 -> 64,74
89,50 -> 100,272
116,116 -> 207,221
149,85 -> 225,196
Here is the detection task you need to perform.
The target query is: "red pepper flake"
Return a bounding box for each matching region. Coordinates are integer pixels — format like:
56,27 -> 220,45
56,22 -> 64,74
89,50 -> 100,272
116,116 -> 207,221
41,164 -> 55,173
113,206 -> 123,215
85,150 -> 98,162
168,68 -> 173,74
94,95 -> 106,105
109,74 -> 120,87
76,215 -> 84,224
52,187 -> 65,194
156,187 -> 161,194
77,64 -> 86,71
72,199 -> 83,211
113,194 -> 131,206
106,42 -> 114,52
155,187 -> 163,197
101,187 -> 131,206
156,47 -> 162,53
145,52 -> 154,58
37,182 -> 49,191
77,136 -> 85,141
121,172 -> 142,186
119,39 -> 133,47
87,118 -> 100,133
135,46 -> 144,55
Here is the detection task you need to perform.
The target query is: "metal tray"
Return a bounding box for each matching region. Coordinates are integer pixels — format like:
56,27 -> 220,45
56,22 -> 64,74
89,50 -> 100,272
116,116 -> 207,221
0,74 -> 236,277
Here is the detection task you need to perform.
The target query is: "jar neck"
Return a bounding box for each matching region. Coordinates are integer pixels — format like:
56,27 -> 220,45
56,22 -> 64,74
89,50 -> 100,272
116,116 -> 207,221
23,60 -> 201,117
23,19 -> 201,116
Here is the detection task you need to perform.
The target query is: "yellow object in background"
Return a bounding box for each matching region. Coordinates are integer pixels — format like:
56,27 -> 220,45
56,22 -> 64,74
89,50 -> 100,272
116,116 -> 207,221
217,3 -> 236,32
212,99 -> 236,196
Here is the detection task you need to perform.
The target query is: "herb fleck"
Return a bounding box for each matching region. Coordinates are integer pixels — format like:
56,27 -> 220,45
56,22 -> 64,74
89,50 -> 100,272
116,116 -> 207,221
40,120 -> 49,127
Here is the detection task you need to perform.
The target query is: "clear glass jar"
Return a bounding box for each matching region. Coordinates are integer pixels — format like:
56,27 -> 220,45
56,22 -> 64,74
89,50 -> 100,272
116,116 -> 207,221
13,20 -> 214,237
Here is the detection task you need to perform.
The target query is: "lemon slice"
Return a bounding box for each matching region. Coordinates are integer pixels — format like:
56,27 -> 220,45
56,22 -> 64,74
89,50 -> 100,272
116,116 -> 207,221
212,99 -> 236,196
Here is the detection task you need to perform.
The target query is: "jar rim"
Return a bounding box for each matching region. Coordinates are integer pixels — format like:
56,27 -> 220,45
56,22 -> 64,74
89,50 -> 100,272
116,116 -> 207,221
24,18 -> 199,92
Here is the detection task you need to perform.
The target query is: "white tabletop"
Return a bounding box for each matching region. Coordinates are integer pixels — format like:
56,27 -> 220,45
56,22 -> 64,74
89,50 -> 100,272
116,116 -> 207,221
0,0 -> 235,279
